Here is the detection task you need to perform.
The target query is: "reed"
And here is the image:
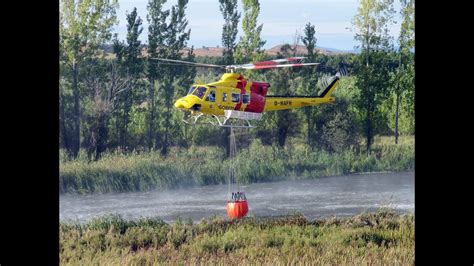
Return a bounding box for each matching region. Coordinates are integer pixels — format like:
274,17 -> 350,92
60,136 -> 414,194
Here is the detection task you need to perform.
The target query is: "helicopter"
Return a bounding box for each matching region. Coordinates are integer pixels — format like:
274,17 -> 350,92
152,56 -> 346,128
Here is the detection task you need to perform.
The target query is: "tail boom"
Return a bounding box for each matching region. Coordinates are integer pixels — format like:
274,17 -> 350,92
263,96 -> 333,111
263,77 -> 339,111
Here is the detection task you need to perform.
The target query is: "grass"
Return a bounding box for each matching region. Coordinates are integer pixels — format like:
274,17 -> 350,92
60,208 -> 414,265
60,135 -> 414,194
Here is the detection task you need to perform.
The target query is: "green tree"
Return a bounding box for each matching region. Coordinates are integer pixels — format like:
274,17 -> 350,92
82,59 -> 132,161
146,0 -> 169,150
60,23 -> 72,152
161,0 -> 191,155
176,47 -> 197,148
219,0 -> 240,157
300,23 -> 320,146
269,46 -> 301,147
314,99 -> 359,153
219,0 -> 240,65
235,0 -> 266,68
385,62 -> 414,136
301,23 -> 317,60
113,7 -> 144,151
351,0 -> 396,153
398,0 -> 414,52
393,0 -> 414,143
60,0 -> 118,158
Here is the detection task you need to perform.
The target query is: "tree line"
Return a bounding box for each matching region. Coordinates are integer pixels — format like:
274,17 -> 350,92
59,0 -> 414,161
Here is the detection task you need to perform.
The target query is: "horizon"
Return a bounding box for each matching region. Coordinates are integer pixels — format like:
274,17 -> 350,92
113,0 -> 403,52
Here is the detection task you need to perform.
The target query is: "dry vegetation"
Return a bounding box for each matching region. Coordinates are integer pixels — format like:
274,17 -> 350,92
60,208 -> 414,265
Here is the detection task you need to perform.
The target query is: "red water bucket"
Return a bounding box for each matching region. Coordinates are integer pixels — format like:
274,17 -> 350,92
226,200 -> 248,219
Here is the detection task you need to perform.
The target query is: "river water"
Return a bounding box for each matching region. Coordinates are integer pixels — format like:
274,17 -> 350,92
60,171 -> 414,223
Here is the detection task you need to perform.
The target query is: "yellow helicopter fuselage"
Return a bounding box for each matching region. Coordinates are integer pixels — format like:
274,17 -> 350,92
174,73 -> 339,117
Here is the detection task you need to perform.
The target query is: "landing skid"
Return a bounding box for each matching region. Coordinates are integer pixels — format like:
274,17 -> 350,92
181,111 -> 258,128
182,112 -> 204,125
210,115 -> 255,128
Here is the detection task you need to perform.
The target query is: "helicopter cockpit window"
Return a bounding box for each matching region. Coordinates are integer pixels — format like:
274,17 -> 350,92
205,90 -> 216,102
187,86 -> 196,95
192,86 -> 207,99
242,94 -> 250,104
231,93 -> 240,103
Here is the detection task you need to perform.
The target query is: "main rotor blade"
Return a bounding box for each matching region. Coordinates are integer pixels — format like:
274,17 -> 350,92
150,58 -> 225,69
231,62 -> 319,70
252,57 -> 307,66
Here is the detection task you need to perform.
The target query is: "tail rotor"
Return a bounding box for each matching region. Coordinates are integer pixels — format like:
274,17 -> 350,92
336,63 -> 349,78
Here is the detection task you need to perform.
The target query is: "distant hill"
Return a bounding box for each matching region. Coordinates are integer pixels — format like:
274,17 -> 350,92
99,44 -> 354,59
191,46 -> 224,57
267,44 -> 352,56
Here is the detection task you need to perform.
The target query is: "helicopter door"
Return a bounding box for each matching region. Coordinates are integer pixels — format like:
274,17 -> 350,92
218,89 -> 233,111
204,89 -> 217,114
205,90 -> 216,102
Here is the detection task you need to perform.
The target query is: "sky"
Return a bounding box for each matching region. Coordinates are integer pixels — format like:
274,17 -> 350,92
113,0 -> 403,51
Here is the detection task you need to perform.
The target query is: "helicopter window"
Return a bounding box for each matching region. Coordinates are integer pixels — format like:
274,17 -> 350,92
222,93 -> 227,102
242,94 -> 250,104
206,90 -> 216,102
231,93 -> 240,103
192,86 -> 207,99
187,86 -> 196,95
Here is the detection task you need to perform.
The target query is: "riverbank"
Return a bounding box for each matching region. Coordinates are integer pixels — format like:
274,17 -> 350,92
60,209 -> 414,264
60,136 -> 414,194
